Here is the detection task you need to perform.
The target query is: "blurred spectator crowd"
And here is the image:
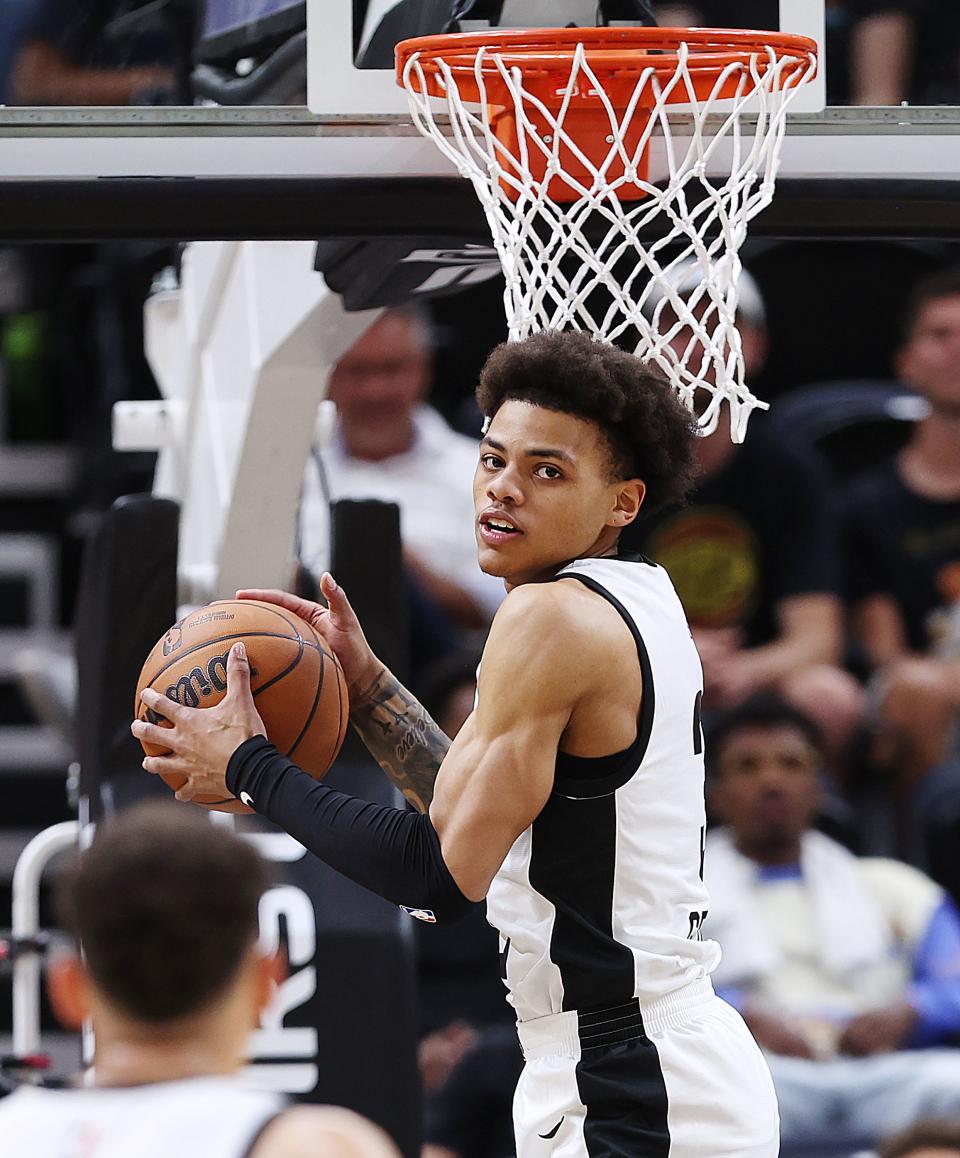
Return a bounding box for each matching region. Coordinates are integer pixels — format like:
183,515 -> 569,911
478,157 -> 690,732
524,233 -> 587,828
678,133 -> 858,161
2,0 -> 960,108
4,3 -> 960,1158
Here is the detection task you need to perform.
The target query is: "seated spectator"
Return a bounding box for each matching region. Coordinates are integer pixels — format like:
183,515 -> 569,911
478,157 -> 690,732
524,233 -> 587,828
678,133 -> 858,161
634,264 -> 863,769
844,267 -> 960,791
299,306 -> 504,630
881,1118 -> 960,1158
661,0 -> 917,105
704,696 -> 960,1157
422,1024 -> 522,1158
3,0 -> 176,105
827,0 -> 917,106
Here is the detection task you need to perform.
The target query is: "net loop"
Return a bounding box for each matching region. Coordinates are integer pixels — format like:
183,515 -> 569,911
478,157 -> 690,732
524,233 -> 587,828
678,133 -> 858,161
398,28 -> 817,440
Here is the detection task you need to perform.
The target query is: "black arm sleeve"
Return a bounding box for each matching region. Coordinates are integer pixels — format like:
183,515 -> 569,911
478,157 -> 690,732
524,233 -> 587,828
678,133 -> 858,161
226,736 -> 476,924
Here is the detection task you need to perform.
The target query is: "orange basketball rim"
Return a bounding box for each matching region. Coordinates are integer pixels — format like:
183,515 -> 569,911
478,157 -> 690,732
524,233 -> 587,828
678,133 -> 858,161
396,26 -> 818,203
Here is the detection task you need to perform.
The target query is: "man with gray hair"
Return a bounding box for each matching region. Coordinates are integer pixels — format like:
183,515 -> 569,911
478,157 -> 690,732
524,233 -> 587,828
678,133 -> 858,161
299,306 -> 504,630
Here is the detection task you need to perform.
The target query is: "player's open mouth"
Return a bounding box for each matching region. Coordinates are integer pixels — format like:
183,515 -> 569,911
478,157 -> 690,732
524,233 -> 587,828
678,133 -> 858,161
479,513 -> 522,543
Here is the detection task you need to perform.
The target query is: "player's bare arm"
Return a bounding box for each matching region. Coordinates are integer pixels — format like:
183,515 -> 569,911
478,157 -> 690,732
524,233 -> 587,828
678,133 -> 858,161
238,575 -> 450,812
347,665 -> 450,811
429,578 -> 642,900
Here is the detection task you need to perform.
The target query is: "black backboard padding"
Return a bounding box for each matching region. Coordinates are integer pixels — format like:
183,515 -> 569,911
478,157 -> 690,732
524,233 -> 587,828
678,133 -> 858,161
74,494 -> 179,810
3,177 -> 960,244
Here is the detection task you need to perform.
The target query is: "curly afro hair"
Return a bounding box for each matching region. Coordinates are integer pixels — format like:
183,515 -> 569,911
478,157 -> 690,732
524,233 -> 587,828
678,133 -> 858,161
476,331 -> 698,518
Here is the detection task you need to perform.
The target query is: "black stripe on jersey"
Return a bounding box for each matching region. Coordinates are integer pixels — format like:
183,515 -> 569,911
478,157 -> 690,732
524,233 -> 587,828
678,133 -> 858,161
575,1033 -> 671,1157
550,572 -> 655,801
528,791 -> 637,1012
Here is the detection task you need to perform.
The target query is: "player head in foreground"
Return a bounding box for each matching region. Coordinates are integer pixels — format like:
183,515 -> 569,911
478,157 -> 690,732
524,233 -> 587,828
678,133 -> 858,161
134,331 -> 781,1156
0,800 -> 398,1158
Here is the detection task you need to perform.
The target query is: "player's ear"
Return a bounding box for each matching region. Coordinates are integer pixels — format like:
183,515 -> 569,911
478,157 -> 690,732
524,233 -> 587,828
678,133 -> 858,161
253,946 -> 287,1020
47,951 -> 90,1030
611,479 -> 646,527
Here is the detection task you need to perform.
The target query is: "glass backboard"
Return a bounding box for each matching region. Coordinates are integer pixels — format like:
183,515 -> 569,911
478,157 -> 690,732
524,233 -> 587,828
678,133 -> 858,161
308,0 -> 826,115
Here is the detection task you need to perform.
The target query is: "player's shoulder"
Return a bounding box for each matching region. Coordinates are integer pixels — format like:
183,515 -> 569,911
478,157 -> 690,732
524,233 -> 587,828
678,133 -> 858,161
251,1104 -> 398,1158
488,575 -> 627,659
494,575 -> 616,631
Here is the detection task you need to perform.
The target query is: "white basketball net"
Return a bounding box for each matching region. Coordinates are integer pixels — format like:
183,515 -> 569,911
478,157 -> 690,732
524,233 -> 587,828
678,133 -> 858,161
401,37 -> 816,440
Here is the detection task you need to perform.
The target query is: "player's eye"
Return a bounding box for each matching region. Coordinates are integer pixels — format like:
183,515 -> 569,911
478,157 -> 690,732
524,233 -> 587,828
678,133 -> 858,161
480,453 -> 504,470
535,464 -> 562,479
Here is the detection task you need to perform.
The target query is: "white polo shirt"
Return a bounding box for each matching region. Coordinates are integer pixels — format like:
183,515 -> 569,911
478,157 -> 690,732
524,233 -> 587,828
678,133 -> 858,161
299,405 -> 504,618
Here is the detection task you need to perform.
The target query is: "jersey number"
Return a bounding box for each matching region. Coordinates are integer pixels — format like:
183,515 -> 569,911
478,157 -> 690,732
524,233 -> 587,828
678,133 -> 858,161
687,910 -> 708,940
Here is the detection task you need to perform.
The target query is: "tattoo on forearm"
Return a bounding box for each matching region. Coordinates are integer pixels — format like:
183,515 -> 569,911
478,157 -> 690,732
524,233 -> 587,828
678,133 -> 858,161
350,669 -> 450,812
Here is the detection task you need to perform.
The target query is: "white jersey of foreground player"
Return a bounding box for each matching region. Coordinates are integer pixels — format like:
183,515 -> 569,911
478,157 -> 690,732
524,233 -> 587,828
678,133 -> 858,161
487,553 -> 721,1021
0,1074 -> 398,1158
486,554 -> 780,1158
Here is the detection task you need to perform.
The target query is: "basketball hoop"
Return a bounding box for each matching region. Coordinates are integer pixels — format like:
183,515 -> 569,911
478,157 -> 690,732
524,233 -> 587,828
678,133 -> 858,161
396,27 -> 817,440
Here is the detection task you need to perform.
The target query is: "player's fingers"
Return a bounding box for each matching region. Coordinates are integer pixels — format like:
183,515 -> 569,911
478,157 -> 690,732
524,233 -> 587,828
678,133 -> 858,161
142,754 -> 185,776
319,572 -> 359,627
131,719 -> 173,748
237,588 -> 323,622
140,687 -> 187,721
225,641 -> 252,699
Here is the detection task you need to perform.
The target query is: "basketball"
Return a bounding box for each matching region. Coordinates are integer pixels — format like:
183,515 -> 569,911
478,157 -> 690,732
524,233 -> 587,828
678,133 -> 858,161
134,600 -> 349,813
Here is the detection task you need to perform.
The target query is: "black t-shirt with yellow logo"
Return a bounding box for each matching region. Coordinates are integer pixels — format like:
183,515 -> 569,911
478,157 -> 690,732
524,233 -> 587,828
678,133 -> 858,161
635,426 -> 840,649
844,463 -> 960,656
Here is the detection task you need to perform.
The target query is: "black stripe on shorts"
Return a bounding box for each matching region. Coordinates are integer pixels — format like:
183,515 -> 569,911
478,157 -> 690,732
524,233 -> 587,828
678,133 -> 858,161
575,1010 -> 670,1157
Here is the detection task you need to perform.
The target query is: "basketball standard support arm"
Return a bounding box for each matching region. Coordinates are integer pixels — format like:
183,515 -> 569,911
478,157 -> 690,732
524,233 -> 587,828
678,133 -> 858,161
12,821 -> 80,1057
113,241 -> 381,604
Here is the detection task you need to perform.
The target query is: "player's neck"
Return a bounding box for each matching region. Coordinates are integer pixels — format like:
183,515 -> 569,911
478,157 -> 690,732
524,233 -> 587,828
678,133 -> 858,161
502,536 -> 620,591
90,1009 -> 248,1088
900,415 -> 960,498
91,1040 -> 241,1088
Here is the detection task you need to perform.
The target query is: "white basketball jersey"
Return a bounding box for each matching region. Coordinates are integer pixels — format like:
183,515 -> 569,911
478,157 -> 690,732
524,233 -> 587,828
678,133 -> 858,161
0,1075 -> 285,1158
485,554 -> 721,1023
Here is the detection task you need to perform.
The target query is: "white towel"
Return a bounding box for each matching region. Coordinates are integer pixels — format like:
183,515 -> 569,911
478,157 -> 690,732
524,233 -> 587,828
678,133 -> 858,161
705,828 -> 893,988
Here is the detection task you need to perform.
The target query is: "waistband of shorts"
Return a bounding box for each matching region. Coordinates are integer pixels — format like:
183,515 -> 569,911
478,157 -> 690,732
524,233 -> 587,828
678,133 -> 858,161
516,976 -> 715,1060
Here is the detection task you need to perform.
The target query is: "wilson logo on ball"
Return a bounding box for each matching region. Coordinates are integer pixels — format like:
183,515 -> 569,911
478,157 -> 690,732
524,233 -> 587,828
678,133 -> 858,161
161,652 -> 262,708
135,599 -> 349,814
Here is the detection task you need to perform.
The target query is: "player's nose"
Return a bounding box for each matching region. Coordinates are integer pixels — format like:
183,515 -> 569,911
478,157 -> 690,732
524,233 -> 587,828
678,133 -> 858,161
486,463 -> 524,504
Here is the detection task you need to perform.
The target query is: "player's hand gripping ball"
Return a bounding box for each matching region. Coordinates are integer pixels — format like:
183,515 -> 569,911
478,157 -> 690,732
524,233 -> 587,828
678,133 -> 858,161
134,600 -> 348,812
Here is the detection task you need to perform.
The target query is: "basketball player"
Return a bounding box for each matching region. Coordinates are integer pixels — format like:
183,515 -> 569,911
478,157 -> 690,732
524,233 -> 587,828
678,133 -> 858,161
0,801 -> 398,1158
134,331 -> 780,1156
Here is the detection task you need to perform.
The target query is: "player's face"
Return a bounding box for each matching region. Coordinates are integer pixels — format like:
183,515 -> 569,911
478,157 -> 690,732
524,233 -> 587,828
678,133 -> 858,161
710,725 -> 821,855
474,401 -> 643,588
897,294 -> 960,415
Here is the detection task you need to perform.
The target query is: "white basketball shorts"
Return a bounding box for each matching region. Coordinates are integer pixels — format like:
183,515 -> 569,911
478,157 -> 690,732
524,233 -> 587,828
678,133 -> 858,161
513,978 -> 779,1157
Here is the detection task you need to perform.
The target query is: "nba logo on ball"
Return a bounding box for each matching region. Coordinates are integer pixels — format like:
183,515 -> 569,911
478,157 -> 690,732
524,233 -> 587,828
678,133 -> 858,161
401,906 -> 436,923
